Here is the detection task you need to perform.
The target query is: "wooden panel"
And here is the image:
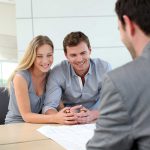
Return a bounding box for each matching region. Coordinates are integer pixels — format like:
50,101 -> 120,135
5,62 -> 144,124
0,123 -> 47,144
0,140 -> 65,150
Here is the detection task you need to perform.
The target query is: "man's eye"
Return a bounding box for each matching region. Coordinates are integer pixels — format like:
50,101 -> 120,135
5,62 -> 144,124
47,55 -> 52,57
81,52 -> 86,55
70,55 -> 76,57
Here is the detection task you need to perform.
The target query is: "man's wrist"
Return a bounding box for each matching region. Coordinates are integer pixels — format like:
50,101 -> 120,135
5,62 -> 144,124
90,110 -> 99,120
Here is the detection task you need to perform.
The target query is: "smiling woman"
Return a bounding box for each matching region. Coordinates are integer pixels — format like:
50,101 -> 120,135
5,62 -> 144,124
4,35 -> 56,124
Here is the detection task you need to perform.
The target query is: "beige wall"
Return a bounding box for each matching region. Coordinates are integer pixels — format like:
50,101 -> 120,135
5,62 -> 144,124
0,2 -> 17,61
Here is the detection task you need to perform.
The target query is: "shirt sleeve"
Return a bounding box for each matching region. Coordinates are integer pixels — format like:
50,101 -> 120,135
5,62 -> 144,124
89,97 -> 101,110
86,74 -> 133,150
42,71 -> 62,114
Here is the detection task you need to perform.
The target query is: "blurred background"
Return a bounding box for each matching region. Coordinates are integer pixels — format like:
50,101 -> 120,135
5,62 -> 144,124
0,0 -> 131,87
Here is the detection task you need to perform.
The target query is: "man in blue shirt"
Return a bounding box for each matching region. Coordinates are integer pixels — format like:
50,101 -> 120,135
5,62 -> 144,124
43,31 -> 111,124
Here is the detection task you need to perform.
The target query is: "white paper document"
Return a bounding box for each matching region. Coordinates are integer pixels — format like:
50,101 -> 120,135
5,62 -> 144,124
37,123 -> 95,150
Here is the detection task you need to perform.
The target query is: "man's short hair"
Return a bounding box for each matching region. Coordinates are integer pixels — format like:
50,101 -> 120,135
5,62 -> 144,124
115,0 -> 150,36
63,31 -> 91,53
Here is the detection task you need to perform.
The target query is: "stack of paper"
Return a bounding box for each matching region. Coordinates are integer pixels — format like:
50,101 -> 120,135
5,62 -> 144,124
37,123 -> 95,150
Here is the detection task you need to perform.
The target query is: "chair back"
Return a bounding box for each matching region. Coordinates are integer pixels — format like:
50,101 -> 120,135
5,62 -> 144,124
0,87 -> 9,124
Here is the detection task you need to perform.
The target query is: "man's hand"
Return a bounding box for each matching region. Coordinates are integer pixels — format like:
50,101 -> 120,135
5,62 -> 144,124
76,107 -> 99,124
69,105 -> 83,113
69,105 -> 99,124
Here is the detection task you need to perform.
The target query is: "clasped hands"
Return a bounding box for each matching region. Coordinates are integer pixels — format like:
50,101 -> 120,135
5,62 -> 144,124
58,105 -> 97,125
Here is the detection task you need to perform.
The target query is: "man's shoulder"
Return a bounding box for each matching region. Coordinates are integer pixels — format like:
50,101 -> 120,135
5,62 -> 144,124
91,58 -> 109,65
90,58 -> 111,73
106,60 -> 138,94
51,60 -> 70,75
16,70 -> 30,82
108,56 -> 145,83
108,61 -> 131,82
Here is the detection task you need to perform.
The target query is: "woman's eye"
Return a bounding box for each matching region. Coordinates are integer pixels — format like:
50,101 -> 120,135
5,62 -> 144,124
37,56 -> 42,58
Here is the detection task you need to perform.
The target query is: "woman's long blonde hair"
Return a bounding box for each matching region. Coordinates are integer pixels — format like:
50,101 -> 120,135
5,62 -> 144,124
8,35 -> 54,90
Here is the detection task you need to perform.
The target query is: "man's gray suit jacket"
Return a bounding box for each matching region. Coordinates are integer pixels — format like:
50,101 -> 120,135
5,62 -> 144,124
87,42 -> 150,150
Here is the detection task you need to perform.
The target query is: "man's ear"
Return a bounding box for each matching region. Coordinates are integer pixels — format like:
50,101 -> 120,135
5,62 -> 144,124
88,48 -> 91,54
123,15 -> 135,36
65,52 -> 68,59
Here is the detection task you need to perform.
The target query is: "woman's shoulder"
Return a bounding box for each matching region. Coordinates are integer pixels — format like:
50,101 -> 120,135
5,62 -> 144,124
15,70 -> 31,83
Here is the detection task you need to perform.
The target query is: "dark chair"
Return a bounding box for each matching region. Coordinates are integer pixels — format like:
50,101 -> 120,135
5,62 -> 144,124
0,87 -> 9,124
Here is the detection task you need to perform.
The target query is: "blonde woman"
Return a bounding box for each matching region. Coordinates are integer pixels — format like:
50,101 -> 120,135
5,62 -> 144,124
5,35 -> 77,124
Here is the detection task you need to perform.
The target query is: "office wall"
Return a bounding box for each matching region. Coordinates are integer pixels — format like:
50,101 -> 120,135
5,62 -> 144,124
0,3 -> 17,61
16,0 -> 131,68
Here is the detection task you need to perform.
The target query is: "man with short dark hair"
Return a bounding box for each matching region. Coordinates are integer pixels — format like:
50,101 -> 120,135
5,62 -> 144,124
43,31 -> 111,125
86,0 -> 150,149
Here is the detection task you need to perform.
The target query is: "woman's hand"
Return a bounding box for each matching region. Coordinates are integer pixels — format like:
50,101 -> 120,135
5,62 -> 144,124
54,107 -> 78,125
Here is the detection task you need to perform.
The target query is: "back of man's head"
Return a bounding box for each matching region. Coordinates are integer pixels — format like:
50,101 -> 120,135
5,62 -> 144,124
115,0 -> 150,36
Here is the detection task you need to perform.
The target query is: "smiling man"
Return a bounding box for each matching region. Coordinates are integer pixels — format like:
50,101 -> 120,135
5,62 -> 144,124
43,31 -> 111,124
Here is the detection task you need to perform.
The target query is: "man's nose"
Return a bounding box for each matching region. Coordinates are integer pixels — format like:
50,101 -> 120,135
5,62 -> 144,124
76,55 -> 83,62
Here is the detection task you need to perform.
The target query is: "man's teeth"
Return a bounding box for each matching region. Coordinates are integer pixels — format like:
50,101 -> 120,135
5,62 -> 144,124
77,62 -> 84,65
